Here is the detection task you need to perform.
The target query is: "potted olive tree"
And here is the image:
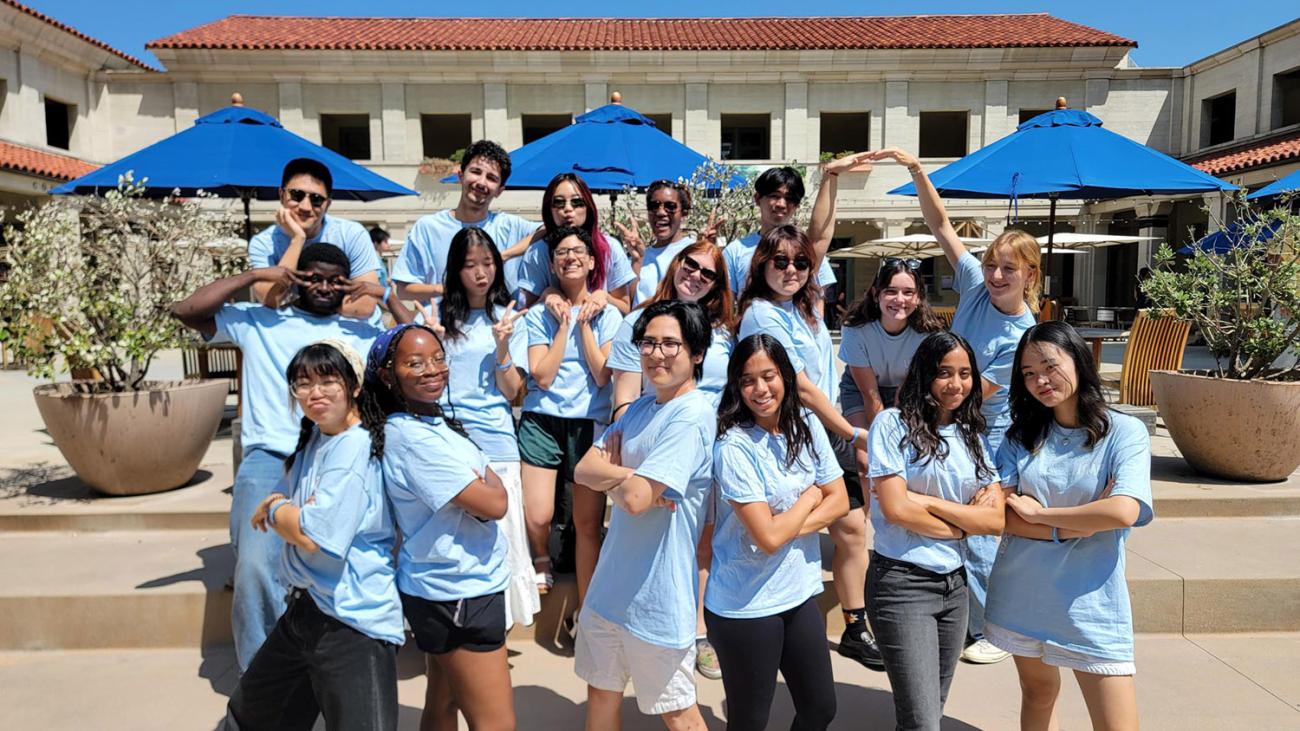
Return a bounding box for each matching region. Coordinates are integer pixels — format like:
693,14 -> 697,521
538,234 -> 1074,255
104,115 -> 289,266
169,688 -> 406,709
1143,194 -> 1300,482
0,178 -> 244,495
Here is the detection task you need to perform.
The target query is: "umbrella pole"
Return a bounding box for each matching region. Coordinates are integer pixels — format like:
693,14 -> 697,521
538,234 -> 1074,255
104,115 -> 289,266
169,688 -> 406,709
1045,195 -> 1058,309
242,193 -> 253,242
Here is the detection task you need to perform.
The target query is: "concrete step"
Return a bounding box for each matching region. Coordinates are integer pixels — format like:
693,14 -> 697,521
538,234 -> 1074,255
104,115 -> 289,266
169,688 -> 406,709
4,633 -> 1300,730
4,516 -> 1297,651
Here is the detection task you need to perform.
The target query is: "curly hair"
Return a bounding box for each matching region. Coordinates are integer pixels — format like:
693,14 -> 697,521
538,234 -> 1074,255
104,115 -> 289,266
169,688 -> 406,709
283,343 -> 385,470
894,331 -> 993,482
361,325 -> 471,441
737,225 -> 821,329
1006,321 -> 1112,451
461,140 -> 512,184
842,259 -> 943,332
716,334 -> 818,471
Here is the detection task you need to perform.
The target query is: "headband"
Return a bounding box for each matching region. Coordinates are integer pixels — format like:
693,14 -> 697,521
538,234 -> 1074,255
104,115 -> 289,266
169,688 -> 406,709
313,338 -> 365,383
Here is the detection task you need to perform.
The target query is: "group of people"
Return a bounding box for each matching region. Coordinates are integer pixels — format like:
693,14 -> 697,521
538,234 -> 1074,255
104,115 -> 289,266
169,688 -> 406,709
174,141 -> 1153,731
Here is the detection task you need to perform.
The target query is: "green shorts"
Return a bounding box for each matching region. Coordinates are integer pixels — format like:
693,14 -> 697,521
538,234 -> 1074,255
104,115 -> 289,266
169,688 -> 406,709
517,411 -> 597,484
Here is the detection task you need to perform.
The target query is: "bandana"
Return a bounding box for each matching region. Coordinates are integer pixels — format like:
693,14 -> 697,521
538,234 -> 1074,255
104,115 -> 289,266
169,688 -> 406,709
312,338 -> 365,383
365,324 -> 414,384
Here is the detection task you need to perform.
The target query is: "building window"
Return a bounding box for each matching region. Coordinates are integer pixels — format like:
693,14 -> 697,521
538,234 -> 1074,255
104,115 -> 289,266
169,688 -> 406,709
44,97 -> 74,150
1273,67 -> 1300,130
721,114 -> 771,160
320,114 -> 371,160
421,114 -> 472,160
521,114 -> 572,145
820,113 -> 870,156
918,111 -> 968,158
1018,108 -> 1053,125
644,113 -> 672,136
1201,92 -> 1236,147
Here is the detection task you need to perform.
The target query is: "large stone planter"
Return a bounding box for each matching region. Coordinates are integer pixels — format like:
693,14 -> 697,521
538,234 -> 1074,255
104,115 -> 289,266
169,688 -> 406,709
33,379 -> 230,496
1150,370 -> 1300,482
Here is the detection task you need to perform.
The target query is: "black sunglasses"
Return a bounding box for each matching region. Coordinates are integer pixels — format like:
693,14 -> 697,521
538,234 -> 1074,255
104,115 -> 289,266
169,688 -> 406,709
286,188 -> 328,208
647,200 -> 681,214
882,257 -> 923,271
550,196 -> 587,210
679,256 -> 718,283
771,255 -> 812,272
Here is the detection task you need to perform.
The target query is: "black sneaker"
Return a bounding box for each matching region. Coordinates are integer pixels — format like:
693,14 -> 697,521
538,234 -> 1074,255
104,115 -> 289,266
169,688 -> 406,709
837,627 -> 885,671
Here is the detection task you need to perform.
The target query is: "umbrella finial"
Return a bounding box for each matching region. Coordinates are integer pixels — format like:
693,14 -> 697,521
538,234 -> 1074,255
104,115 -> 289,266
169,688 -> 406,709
1055,96 -> 1068,110
231,92 -> 244,107
610,91 -> 623,104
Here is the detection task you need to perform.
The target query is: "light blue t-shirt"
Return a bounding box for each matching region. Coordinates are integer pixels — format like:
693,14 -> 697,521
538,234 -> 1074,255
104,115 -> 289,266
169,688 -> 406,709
987,413 -> 1154,661
515,233 -> 637,297
582,390 -> 716,649
522,302 -> 622,420
867,409 -> 997,574
439,306 -> 530,463
838,321 -> 930,415
606,308 -> 734,395
949,252 -> 1037,452
722,231 -> 836,296
212,303 -> 382,456
279,424 -> 404,645
382,413 -> 509,602
707,419 -> 842,619
634,236 -> 696,305
392,209 -> 537,295
739,298 -> 837,404
247,214 -> 382,279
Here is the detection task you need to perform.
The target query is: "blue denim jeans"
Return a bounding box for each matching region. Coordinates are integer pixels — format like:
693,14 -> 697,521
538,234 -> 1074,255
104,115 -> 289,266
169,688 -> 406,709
866,552 -> 968,731
963,534 -> 997,641
230,447 -> 290,671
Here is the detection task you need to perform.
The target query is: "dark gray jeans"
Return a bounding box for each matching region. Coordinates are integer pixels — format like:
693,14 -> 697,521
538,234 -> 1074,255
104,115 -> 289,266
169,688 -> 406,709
222,589 -> 398,731
865,552 -> 969,731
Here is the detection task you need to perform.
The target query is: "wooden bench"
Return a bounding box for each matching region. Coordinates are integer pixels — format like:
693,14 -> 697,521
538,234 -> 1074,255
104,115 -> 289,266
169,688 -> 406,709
1100,310 -> 1190,408
932,306 -> 955,329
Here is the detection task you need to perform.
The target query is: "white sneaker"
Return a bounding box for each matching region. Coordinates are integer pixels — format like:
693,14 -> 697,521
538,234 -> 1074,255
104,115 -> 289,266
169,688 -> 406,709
961,639 -> 1011,664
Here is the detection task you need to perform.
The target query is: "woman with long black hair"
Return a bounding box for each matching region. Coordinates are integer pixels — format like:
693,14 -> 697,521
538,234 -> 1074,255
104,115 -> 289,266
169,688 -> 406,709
705,334 -> 848,731
866,331 -> 1006,731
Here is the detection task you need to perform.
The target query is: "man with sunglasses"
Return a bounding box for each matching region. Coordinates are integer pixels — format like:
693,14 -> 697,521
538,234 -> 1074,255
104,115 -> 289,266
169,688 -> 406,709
393,140 -> 537,303
172,244 -> 415,674
248,158 -> 384,320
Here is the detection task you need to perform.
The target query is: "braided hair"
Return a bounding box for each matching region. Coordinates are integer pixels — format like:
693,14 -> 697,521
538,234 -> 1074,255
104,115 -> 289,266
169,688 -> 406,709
362,324 -> 472,440
283,343 -> 385,471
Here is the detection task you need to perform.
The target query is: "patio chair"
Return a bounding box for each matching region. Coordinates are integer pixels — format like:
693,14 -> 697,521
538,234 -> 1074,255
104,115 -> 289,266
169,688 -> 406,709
1100,309 -> 1190,407
933,306 -> 956,328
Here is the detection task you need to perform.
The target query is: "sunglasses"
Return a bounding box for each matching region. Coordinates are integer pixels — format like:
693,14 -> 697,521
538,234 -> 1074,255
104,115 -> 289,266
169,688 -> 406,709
286,188 -> 328,208
679,256 -> 718,283
771,255 -> 812,272
550,196 -> 587,210
882,257 -> 923,271
647,200 -> 681,214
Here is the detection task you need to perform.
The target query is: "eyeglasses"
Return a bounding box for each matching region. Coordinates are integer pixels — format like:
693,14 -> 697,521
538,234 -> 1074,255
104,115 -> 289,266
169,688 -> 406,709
646,200 -> 680,214
771,256 -> 812,272
637,339 -> 683,357
552,245 -> 590,259
286,188 -> 328,208
291,377 -> 346,397
550,196 -> 587,210
882,257 -> 923,271
679,256 -> 718,283
398,355 -> 447,375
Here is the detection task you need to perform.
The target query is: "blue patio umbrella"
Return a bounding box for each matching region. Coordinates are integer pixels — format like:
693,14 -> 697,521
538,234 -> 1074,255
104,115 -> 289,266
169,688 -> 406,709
1247,169 -> 1300,200
1178,219 -> 1281,255
443,103 -> 743,194
889,106 -> 1237,295
54,105 -> 416,238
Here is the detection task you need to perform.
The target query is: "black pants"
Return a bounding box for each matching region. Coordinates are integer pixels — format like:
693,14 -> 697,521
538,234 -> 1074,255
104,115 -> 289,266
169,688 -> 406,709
705,596 -> 837,731
222,589 -> 398,731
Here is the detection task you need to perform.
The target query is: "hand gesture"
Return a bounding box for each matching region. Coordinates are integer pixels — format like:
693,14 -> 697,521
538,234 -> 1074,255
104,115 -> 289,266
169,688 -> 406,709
413,299 -> 446,339
340,276 -> 385,304
256,266 -> 306,308
614,218 -> 646,268
251,492 -> 288,532
1006,492 -> 1046,524
651,494 -> 678,513
696,208 -> 728,244
971,485 -> 999,508
578,289 -> 608,323
275,207 -> 307,241
865,148 -> 922,171
542,291 -> 569,322
822,151 -> 874,177
491,301 -> 527,349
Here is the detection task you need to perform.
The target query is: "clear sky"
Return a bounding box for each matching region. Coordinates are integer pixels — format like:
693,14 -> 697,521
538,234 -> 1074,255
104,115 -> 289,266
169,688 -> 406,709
23,0 -> 1299,70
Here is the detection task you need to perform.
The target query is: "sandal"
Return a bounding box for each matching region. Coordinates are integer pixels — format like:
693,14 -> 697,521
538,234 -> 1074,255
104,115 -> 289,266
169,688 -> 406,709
533,556 -> 554,595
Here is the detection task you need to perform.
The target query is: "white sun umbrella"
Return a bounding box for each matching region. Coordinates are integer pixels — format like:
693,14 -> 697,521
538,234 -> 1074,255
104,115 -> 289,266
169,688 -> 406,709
830,233 -> 995,259
972,245 -> 1089,256
1033,232 -> 1156,249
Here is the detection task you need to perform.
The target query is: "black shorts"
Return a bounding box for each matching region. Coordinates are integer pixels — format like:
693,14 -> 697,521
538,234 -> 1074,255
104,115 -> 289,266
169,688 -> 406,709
829,431 -> 866,510
400,591 -> 506,655
517,411 -> 597,484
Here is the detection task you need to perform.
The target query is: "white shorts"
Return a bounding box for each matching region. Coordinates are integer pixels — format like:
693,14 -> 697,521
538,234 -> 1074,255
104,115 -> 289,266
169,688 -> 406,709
986,621 -> 1136,676
574,609 -> 697,715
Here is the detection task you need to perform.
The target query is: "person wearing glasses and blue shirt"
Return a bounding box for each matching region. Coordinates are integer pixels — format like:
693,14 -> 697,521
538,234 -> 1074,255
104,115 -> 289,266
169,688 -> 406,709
612,180 -> 699,306
247,158 -> 385,321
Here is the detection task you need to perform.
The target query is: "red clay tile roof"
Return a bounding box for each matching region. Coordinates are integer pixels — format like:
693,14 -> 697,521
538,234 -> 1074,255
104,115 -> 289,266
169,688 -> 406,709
0,140 -> 98,181
1188,131 -> 1300,175
147,14 -> 1136,52
3,0 -> 155,70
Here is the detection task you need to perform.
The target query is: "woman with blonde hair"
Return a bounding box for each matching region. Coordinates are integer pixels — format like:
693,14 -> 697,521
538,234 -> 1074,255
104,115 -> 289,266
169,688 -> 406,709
867,148 -> 1040,666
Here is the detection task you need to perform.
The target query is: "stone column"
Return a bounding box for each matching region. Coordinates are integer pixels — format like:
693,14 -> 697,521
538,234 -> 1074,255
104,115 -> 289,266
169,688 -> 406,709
278,82 -> 309,140
584,82 -> 607,113
784,81 -> 809,162
983,80 -> 1011,145
684,82 -> 711,155
380,83 -> 407,162
482,82 -> 509,146
173,82 -> 199,133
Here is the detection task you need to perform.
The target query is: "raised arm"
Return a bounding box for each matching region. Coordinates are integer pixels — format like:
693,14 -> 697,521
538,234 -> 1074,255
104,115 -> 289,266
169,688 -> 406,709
490,303 -> 527,401
807,152 -> 873,268
172,268 -> 299,338
867,148 -> 966,267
